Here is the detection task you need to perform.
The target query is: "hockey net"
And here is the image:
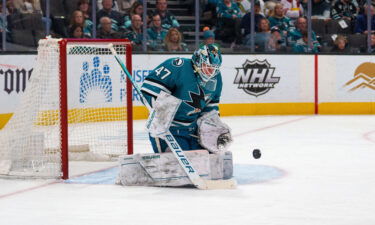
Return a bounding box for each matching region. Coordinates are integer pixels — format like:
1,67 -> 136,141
0,38 -> 133,179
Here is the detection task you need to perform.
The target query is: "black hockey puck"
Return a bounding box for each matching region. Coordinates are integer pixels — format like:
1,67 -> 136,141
252,149 -> 261,159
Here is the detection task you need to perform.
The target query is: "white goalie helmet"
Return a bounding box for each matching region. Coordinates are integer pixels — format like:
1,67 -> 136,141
192,44 -> 222,82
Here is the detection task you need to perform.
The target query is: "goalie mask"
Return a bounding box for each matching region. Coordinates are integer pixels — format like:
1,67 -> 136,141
192,44 -> 222,82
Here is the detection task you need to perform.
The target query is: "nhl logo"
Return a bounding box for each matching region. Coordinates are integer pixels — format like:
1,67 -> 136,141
234,59 -> 280,97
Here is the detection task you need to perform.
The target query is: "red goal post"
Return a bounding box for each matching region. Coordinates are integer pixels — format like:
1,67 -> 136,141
0,38 -> 133,179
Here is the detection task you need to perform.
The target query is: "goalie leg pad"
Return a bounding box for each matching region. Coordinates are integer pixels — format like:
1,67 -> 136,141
209,151 -> 233,180
118,150 -> 210,187
117,150 -> 234,187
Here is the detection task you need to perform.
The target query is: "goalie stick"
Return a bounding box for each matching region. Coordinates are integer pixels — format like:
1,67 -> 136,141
108,43 -> 236,189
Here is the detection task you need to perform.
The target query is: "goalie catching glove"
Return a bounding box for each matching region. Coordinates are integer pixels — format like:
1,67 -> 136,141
197,111 -> 232,153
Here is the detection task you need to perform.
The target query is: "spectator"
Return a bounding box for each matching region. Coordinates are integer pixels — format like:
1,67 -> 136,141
354,4 -> 375,33
292,31 -> 319,53
4,1 -> 21,42
68,24 -> 88,38
217,0 -> 242,21
246,18 -> 271,52
6,1 -> 21,15
13,0 -> 41,14
147,13 -> 167,51
202,27 -> 216,45
77,0 -> 91,20
287,16 -> 321,50
266,27 -> 287,52
280,0 -> 304,21
0,5 -> 7,46
364,31 -> 375,53
164,28 -> 189,52
202,0 -> 220,27
355,0 -> 375,7
268,3 -> 293,37
371,31 -> 375,50
236,0 -> 251,16
117,0 -> 138,14
97,16 -> 122,38
237,0 -> 266,16
123,1 -> 144,29
264,0 -> 277,17
69,10 -> 93,38
331,0 -> 358,21
97,0 -> 124,31
240,0 -> 265,37
97,0 -> 119,10
330,35 -> 351,53
183,0 -> 207,16
153,0 -> 180,30
125,14 -> 143,46
208,0 -> 220,6
312,0 -> 331,20
0,16 -> 4,34
217,0 -> 243,44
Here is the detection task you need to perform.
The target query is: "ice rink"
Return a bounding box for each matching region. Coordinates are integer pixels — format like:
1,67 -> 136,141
0,115 -> 374,225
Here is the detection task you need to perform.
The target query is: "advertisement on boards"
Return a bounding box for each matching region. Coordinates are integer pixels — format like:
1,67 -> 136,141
1,54 -> 373,119
319,55 -> 375,102
0,55 -> 36,114
220,55 -> 315,103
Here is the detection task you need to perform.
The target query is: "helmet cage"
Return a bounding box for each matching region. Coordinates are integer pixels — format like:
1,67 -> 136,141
193,45 -> 222,82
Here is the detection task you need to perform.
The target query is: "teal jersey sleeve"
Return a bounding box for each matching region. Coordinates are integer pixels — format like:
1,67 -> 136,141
141,57 -> 223,129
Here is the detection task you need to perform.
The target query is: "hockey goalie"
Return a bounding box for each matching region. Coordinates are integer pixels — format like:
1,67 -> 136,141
116,44 -> 235,188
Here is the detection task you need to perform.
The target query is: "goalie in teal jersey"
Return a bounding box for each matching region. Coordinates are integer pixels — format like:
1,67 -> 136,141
141,44 -> 232,153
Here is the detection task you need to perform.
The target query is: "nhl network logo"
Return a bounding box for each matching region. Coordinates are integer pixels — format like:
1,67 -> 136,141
234,59 -> 280,97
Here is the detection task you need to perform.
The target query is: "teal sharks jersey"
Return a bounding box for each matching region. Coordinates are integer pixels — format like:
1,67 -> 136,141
141,57 -> 223,129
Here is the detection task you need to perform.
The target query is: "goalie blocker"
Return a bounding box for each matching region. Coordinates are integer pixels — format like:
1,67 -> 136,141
117,150 -> 233,187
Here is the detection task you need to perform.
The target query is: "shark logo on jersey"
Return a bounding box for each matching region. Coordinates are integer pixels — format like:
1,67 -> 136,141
80,56 -> 113,103
185,85 -> 205,115
234,59 -> 280,97
172,58 -> 184,67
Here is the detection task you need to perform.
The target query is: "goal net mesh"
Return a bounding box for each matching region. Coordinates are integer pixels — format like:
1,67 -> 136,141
0,38 -> 131,178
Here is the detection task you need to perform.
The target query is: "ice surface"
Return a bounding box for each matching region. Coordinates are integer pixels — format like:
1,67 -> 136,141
1,115 -> 374,225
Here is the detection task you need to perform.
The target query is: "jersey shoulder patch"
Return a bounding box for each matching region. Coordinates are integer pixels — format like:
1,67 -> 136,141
172,58 -> 184,67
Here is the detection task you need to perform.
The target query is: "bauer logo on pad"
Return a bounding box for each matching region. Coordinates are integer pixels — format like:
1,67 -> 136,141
234,59 -> 280,97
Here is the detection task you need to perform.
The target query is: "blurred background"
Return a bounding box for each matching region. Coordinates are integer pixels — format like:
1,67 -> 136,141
0,0 -> 374,54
